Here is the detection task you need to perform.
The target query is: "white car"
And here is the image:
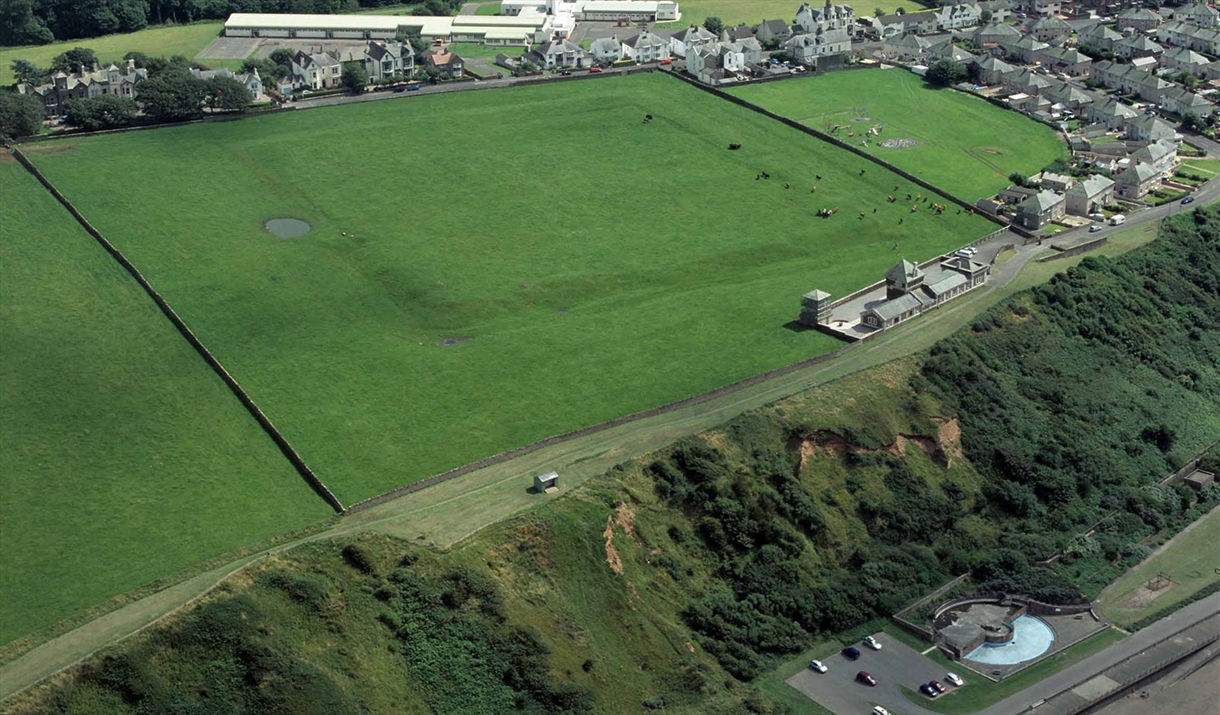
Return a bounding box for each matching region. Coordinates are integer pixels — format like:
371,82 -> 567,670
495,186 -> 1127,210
873,706 -> 891,715
946,672 -> 965,687
809,659 -> 828,673
864,635 -> 883,651
965,247 -> 978,255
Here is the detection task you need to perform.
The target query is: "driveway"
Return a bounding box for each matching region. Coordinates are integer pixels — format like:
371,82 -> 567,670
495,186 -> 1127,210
786,632 -> 950,715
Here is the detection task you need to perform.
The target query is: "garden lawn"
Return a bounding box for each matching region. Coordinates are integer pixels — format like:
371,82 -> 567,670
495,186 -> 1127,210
728,67 -> 1067,201
0,160 -> 330,646
1100,506 -> 1220,627
657,0 -> 917,29
27,71 -> 993,506
0,22 -> 223,84
449,42 -> 516,58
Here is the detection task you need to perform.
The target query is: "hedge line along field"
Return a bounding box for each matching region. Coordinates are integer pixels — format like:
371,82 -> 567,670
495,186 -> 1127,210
26,72 -> 994,505
728,68 -> 1068,201
0,159 -> 331,646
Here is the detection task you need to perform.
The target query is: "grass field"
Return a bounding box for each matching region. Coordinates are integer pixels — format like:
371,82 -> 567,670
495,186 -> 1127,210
1099,506 -> 1220,627
448,42 -> 516,58
0,159 -> 330,646
657,0 -> 917,29
26,72 -> 993,506
0,22 -> 223,84
728,68 -> 1068,201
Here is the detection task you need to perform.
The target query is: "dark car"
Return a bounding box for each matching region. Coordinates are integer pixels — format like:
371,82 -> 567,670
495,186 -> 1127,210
393,84 -> 406,93
406,84 -> 421,91
929,680 -> 946,694
856,671 -> 877,686
920,683 -> 939,698
1182,196 -> 1195,205
842,646 -> 861,660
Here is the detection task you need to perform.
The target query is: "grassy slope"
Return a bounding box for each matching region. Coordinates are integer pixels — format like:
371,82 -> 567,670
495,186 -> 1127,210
0,160 -> 329,646
1099,506 -> 1220,627
728,68 -> 1067,201
657,0 -> 917,29
0,23 -> 223,84
27,72 -> 993,505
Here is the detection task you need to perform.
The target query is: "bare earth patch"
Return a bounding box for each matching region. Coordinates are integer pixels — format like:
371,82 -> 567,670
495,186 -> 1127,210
1113,581 -> 1175,612
937,417 -> 964,466
437,336 -> 472,347
881,138 -> 918,149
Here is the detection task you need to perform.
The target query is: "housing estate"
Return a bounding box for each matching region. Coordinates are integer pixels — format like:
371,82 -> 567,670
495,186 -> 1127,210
18,59 -> 148,118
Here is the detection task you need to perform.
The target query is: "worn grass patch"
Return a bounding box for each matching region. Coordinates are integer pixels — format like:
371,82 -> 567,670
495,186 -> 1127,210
27,72 -> 993,505
0,162 -> 329,646
727,68 -> 1067,200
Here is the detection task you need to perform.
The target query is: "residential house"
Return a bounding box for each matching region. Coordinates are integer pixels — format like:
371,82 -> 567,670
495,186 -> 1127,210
871,14 -> 912,39
190,67 -> 264,99
1041,46 -> 1092,76
1114,34 -> 1164,59
589,35 -> 624,64
936,3 -> 982,30
974,21 -> 1022,47
1064,174 -> 1116,215
18,59 -> 148,117
338,41 -> 414,84
1002,34 -> 1049,63
421,42 -> 464,78
787,28 -> 852,62
1003,67 -> 1055,94
1157,20 -> 1220,55
1115,161 -> 1162,198
669,25 -> 718,58
1115,7 -> 1162,32
1089,98 -> 1139,128
1124,113 -> 1179,142
1077,21 -> 1123,51
1091,60 -> 1171,102
929,42 -> 978,63
729,35 -> 767,63
1039,171 -> 1074,191
1014,189 -> 1067,229
1043,81 -> 1096,111
796,0 -> 856,33
1160,85 -> 1214,117
292,49 -> 341,90
1027,15 -> 1072,44
756,18 -> 795,44
1160,46 -> 1210,76
976,55 -> 1016,83
622,31 -> 672,62
882,32 -> 932,61
979,0 -> 1012,23
1173,2 -> 1220,28
526,38 -> 586,68
687,43 -> 746,84
1129,139 -> 1178,176
1018,0 -> 1061,18
726,24 -> 756,41
1130,55 -> 1159,72
899,10 -> 940,34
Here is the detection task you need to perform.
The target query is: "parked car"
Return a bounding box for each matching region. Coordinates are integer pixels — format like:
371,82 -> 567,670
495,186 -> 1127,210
1088,212 -> 1105,221
589,66 -> 603,73
857,671 -> 877,686
1110,214 -> 1126,225
406,84 -> 420,91
659,58 -> 673,65
920,683 -> 939,698
946,672 -> 965,687
965,247 -> 978,255
561,70 -> 572,75
872,707 -> 890,715
929,680 -> 946,694
1089,224 -> 1102,232
393,84 -> 407,93
1182,196 -> 1195,205
842,646 -> 861,660
955,249 -> 972,258
809,659 -> 828,673
863,636 -> 882,651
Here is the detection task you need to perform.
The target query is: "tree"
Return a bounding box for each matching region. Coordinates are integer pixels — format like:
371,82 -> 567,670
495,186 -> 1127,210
202,75 -> 252,112
0,0 -> 53,45
874,8 -> 887,16
1008,171 -> 1028,187
340,62 -> 369,94
10,59 -> 43,84
926,58 -> 967,86
51,47 -> 99,73
136,70 -> 205,121
980,9 -> 992,23
0,90 -> 44,140
240,57 -> 287,82
64,94 -> 136,130
270,49 -> 297,71
703,16 -> 725,35
895,6 -> 906,14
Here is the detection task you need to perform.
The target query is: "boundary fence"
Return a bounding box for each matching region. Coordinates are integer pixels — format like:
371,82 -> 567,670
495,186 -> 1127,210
9,147 -> 345,514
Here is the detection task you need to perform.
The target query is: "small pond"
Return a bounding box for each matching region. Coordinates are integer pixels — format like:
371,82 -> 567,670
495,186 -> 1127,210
265,218 -> 311,238
965,615 -> 1055,665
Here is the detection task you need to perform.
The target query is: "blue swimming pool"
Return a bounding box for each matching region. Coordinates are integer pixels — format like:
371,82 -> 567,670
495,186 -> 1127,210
964,615 -> 1055,665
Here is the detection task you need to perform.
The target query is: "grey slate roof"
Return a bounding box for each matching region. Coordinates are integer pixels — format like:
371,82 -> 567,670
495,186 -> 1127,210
869,292 -> 926,320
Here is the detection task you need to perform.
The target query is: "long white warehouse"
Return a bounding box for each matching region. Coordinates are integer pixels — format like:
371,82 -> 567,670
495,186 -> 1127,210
223,12 -> 556,45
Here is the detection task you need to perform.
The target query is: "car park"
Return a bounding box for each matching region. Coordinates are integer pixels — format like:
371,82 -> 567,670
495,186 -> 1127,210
842,646 -> 861,660
946,672 -> 965,687
929,680 -> 946,694
856,671 -> 877,686
809,659 -> 828,673
920,683 -> 939,698
863,636 -> 882,651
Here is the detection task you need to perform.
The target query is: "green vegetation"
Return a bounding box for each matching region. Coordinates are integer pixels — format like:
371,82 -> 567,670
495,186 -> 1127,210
474,2 -> 502,14
657,0 -> 914,29
0,22 -> 224,84
1100,503 -> 1220,627
728,68 -> 1068,200
448,42 -> 517,57
1182,158 -> 1220,176
904,628 -> 1127,714
0,160 -> 329,645
27,72 -> 992,505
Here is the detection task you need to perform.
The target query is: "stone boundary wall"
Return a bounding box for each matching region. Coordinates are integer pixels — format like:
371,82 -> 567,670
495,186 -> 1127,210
9,147 -> 346,514
1039,236 -> 1107,262
892,573 -> 970,640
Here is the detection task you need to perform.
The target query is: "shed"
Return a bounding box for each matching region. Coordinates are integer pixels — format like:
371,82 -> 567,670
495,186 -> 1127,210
1184,469 -> 1216,491
533,471 -> 559,493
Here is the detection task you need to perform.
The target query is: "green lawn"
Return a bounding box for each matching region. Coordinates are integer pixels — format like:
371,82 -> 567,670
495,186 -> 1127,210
0,159 -> 330,647
658,0 -> 916,29
1182,158 -> 1220,176
1100,506 -> 1220,627
449,42 -> 517,58
904,628 -> 1126,715
26,72 -> 993,507
0,22 -> 223,84
474,2 -> 502,14
728,68 -> 1068,201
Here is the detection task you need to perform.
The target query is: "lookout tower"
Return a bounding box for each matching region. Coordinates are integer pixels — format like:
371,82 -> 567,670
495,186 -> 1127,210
800,289 -> 833,327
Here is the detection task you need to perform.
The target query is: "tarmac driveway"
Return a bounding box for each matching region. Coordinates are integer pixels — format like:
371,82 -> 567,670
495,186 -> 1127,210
786,632 -> 954,715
